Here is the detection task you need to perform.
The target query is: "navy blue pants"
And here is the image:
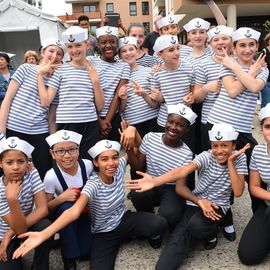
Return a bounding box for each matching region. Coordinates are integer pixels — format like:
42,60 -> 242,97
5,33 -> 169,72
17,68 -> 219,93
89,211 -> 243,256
54,202 -> 92,260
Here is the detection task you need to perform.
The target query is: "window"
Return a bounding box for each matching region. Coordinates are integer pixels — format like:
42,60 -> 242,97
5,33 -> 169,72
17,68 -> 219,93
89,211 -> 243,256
129,2 -> 137,16
90,25 -> 97,34
83,5 -> 97,13
143,22 -> 150,34
106,3 -> 114,13
142,2 -> 149,15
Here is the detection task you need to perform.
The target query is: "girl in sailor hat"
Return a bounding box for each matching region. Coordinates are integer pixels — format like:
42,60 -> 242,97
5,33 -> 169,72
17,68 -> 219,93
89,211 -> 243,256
37,26 -> 105,160
86,26 -> 130,142
0,38 -> 66,179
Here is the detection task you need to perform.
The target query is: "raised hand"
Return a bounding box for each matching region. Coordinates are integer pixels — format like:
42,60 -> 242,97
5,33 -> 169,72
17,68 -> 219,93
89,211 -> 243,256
197,198 -> 221,220
249,53 -> 266,77
125,172 -> 155,192
84,60 -> 100,84
216,48 -> 236,70
149,87 -> 164,103
183,92 -> 194,105
228,143 -> 250,162
37,59 -> 60,77
132,80 -> 146,97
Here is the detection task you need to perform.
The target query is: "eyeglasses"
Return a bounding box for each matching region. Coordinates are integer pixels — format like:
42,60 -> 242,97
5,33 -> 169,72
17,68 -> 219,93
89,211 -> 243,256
52,147 -> 79,156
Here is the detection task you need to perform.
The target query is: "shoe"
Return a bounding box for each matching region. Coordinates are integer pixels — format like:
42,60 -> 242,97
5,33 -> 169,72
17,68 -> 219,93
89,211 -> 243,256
203,238 -> 218,250
148,235 -> 162,249
222,228 -> 236,241
63,258 -> 77,270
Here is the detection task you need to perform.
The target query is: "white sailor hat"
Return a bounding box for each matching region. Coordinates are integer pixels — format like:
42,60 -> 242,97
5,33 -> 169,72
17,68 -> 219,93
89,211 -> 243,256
183,18 -> 210,33
232,27 -> 261,42
88,140 -> 121,159
259,103 -> 270,121
41,37 -> 67,54
0,137 -> 34,157
207,25 -> 233,40
153,35 -> 179,52
208,123 -> 239,142
96,26 -> 119,39
62,26 -> 88,44
119,37 -> 137,49
46,130 -> 82,148
167,103 -> 197,125
157,15 -> 180,30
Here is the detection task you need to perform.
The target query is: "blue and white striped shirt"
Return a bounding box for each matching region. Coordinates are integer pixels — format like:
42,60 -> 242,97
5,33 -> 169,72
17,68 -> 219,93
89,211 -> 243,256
81,157 -> 128,233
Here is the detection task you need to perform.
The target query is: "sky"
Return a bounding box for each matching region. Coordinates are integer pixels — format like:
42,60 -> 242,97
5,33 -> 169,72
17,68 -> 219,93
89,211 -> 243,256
42,0 -> 72,16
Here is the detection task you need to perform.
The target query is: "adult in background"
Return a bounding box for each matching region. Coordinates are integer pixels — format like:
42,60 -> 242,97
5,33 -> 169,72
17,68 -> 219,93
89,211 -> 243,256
0,53 -> 15,106
78,15 -> 97,56
142,15 -> 162,56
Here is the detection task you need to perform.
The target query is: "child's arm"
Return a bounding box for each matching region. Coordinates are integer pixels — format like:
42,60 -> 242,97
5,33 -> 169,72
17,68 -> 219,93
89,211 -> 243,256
118,84 -> 128,113
85,61 -> 104,112
37,64 -> 58,107
0,79 -> 20,135
2,181 -> 27,235
250,170 -> 270,201
126,162 -> 198,192
13,194 -> 89,259
193,81 -> 221,103
227,144 -> 250,197
204,0 -> 227,25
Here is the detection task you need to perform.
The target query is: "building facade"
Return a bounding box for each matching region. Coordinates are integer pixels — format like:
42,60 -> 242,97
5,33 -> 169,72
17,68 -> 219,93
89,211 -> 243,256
63,0 -> 154,34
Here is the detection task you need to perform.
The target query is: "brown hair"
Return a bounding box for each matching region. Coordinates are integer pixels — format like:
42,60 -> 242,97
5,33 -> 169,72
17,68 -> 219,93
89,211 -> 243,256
264,33 -> 270,45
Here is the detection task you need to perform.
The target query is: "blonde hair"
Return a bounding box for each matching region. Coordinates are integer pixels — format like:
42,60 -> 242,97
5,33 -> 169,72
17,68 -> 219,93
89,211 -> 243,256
23,50 -> 39,64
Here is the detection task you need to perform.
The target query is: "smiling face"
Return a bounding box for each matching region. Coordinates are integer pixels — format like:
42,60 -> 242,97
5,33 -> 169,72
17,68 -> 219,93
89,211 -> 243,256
97,35 -> 118,61
210,35 -> 232,56
66,41 -> 88,63
164,113 -> 189,141
50,141 -> 79,173
93,150 -> 119,183
187,29 -> 207,49
0,150 -> 28,182
210,140 -> 236,165
119,44 -> 137,65
233,38 -> 258,65
128,26 -> 145,48
42,45 -> 64,65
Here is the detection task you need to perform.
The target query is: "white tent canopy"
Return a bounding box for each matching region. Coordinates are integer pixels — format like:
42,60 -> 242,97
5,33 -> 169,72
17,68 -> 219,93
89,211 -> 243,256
0,0 -> 66,66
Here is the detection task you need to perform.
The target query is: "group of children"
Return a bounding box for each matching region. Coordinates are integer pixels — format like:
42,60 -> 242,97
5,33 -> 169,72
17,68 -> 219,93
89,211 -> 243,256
0,12 -> 270,270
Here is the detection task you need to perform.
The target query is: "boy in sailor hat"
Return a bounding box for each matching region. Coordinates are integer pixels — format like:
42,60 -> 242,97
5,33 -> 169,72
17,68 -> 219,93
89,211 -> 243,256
44,130 -> 93,270
126,123 -> 249,269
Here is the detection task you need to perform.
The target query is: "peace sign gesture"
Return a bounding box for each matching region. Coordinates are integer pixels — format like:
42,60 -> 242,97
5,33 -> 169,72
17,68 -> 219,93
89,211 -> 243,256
216,48 -> 236,70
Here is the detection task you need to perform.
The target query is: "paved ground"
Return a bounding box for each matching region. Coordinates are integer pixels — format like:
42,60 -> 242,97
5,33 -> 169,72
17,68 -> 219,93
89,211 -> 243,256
23,107 -> 270,269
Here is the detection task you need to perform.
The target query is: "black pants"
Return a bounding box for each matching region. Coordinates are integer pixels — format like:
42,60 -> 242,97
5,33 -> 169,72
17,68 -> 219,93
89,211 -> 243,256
238,203 -> 270,265
58,121 -> 100,160
156,205 -> 225,270
90,210 -> 167,270
0,219 -> 53,270
130,185 -> 186,229
6,129 -> 51,180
